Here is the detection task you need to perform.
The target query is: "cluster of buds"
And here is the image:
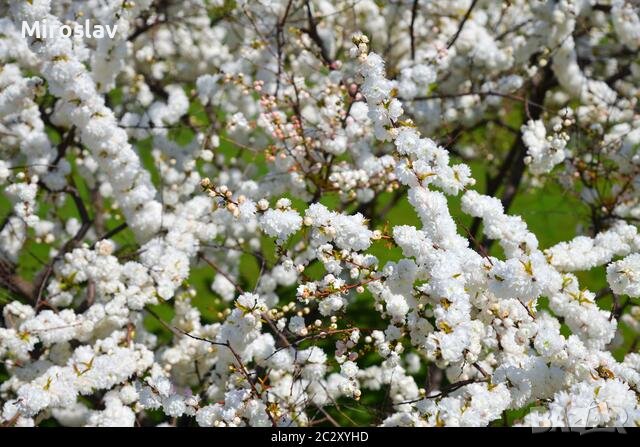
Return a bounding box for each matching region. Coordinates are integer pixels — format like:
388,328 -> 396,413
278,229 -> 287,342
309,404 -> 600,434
546,108 -> 573,156
335,331 -> 360,362
259,96 -> 304,143
222,72 -> 249,94
351,33 -> 370,60
200,177 -> 242,216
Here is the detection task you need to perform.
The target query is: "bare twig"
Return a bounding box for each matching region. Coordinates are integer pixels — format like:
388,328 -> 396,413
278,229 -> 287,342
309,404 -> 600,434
409,0 -> 419,60
446,0 -> 479,49
199,254 -> 244,294
35,183 -> 93,307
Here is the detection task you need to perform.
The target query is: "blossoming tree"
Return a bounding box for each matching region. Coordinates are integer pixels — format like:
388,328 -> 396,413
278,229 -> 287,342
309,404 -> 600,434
1,0 -> 640,427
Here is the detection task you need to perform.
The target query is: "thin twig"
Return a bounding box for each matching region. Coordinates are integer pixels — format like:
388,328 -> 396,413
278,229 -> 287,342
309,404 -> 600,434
409,0 -> 419,60
446,0 -> 479,49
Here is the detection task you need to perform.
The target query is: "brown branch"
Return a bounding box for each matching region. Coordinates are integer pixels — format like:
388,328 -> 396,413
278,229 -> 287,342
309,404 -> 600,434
52,126 -> 76,166
469,65 -> 556,245
409,0 -> 419,60
446,0 -> 479,49
396,377 -> 489,406
34,184 -> 93,307
300,0 -> 334,68
0,257 -> 34,301
315,405 -> 341,427
265,328 -> 360,361
409,90 -> 546,111
90,222 -> 128,250
274,0 -> 295,96
261,312 -> 292,349
91,189 -> 106,237
199,254 -> 244,294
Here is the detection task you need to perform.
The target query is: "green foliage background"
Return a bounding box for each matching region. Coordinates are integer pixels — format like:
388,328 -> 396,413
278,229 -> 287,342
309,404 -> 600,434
0,86 -> 635,427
